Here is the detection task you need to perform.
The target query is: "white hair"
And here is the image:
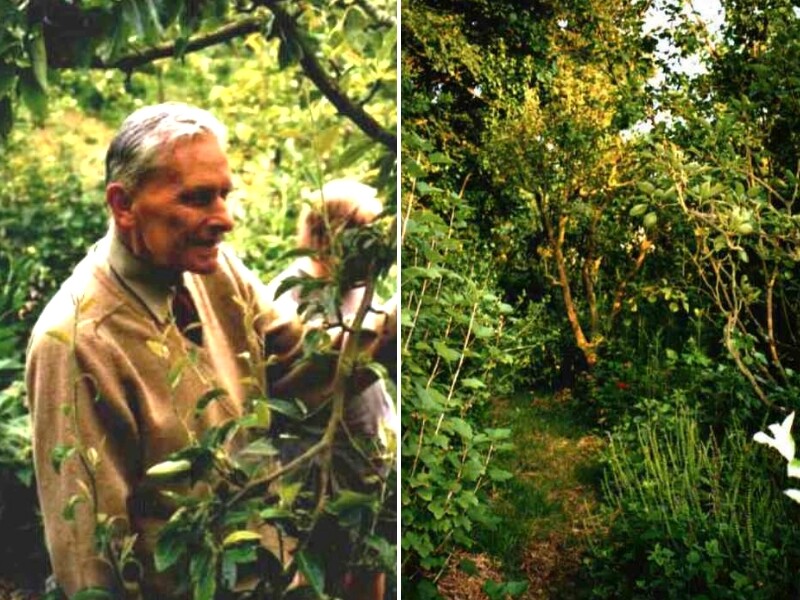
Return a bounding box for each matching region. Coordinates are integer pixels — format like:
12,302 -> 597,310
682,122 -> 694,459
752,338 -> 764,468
105,102 -> 228,189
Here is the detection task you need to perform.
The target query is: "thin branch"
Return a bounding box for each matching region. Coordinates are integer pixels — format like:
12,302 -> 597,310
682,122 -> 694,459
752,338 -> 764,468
90,16 -> 266,71
609,238 -> 652,327
263,0 -> 396,152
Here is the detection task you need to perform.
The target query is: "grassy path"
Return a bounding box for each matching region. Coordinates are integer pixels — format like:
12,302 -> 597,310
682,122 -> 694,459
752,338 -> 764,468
438,392 -> 606,599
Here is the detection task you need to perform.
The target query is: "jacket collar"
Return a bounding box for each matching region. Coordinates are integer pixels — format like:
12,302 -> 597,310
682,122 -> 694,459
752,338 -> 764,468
106,227 -> 183,324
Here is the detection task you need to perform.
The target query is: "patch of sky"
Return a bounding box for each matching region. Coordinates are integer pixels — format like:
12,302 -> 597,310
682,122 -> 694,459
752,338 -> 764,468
622,0 -> 724,139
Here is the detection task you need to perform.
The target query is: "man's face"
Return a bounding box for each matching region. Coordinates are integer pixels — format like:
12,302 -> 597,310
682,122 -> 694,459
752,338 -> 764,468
123,134 -> 234,274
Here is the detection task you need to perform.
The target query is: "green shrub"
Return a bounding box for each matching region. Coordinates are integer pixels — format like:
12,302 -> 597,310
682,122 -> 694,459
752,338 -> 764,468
582,409 -> 800,599
0,134 -> 108,335
587,335 -> 767,434
401,141 -> 521,593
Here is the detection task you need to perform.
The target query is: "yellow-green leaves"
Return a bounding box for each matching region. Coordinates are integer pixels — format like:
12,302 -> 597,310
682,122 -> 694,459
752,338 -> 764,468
222,530 -> 262,547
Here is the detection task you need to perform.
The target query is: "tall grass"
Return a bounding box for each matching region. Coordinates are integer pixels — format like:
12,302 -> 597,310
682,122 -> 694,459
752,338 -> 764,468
585,408 -> 800,599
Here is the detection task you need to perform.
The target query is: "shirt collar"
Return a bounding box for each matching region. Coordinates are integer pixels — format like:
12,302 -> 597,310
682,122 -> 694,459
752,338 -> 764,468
106,227 -> 183,324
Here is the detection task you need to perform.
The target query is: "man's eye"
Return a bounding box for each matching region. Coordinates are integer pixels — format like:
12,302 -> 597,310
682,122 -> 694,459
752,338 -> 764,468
181,189 -> 216,205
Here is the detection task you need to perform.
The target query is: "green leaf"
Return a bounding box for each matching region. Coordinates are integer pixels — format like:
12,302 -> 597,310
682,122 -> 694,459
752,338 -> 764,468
194,388 -> 227,417
146,459 -> 192,480
630,203 -> 649,217
497,302 -> 514,315
295,551 -> 325,598
405,160 -> 427,179
429,151 -> 454,165
266,397 -> 307,421
251,398 -> 271,429
62,494 -> 85,521
737,222 -> 754,235
505,581 -> 530,597
326,490 -> 378,516
190,547 -> 217,600
414,579 -> 442,600
637,181 -> 655,195
486,427 -> 512,441
174,36 -> 190,60
27,23 -> 47,91
143,0 -> 165,40
483,580 -> 505,600
429,501 -> 446,519
220,553 -> 237,591
222,530 -> 262,546
450,417 -> 473,440
472,325 -> 494,338
50,443 -> 75,474
154,525 -> 187,572
122,0 -> 145,38
461,459 -> 484,481
461,378 -> 486,389
643,212 -> 658,228
334,137 -> 376,170
365,534 -> 396,570
433,341 -> 461,362
259,506 -> 293,520
488,467 -> 513,482
417,181 -> 443,195
343,6 -> 367,32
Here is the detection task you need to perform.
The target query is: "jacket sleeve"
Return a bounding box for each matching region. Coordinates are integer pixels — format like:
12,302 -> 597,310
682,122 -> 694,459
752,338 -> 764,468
26,322 -> 141,598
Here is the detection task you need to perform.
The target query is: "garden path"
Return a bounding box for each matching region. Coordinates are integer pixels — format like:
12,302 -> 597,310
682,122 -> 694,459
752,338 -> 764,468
437,392 -> 606,599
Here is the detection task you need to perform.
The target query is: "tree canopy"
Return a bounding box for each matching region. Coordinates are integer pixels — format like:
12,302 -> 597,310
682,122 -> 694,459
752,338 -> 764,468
0,0 -> 396,153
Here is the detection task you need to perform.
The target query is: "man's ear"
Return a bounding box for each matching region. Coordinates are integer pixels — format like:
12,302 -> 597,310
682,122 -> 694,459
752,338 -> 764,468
106,183 -> 134,229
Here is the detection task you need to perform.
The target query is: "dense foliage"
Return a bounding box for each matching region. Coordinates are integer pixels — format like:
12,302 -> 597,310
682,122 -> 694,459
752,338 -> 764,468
402,0 -> 800,597
0,1 -> 397,597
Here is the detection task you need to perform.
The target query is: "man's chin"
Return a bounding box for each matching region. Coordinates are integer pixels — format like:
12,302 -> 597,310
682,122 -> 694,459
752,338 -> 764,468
185,248 -> 221,274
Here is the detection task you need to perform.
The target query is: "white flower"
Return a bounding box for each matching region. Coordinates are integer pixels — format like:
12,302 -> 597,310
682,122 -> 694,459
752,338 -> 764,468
784,489 -> 800,504
753,412 -> 796,462
788,459 -> 800,480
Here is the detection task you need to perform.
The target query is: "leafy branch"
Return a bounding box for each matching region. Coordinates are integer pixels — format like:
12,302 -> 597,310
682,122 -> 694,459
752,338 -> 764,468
17,1 -> 397,151
94,6 -> 397,152
89,16 -> 265,71
262,0 -> 396,153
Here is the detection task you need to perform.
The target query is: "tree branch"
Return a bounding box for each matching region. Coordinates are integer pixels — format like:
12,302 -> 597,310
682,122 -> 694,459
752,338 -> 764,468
89,16 -> 266,71
72,6 -> 396,152
264,0 -> 396,153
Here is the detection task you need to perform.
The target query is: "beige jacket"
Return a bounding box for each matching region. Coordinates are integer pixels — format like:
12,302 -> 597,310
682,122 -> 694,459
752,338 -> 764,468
26,232 -> 386,597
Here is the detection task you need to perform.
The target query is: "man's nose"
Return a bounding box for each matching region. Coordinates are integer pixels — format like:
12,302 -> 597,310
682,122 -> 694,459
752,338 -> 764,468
208,195 -> 234,233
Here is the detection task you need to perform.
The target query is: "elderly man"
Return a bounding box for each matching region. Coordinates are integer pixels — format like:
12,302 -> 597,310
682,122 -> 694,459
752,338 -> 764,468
25,103 -> 394,598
